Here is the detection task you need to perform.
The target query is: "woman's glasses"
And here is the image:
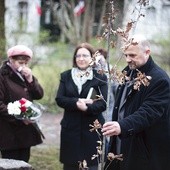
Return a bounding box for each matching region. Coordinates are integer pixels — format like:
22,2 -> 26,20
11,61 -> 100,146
76,54 -> 90,59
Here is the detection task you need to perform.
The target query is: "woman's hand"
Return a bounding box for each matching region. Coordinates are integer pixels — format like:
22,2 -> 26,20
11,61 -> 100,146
79,98 -> 93,104
20,67 -> 33,83
76,99 -> 88,111
76,98 -> 94,111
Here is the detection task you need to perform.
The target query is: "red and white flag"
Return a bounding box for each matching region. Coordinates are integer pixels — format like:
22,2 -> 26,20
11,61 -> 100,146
74,0 -> 85,17
36,4 -> 42,16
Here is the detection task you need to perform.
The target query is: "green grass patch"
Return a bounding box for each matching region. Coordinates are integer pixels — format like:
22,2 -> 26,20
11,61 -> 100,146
29,146 -> 63,170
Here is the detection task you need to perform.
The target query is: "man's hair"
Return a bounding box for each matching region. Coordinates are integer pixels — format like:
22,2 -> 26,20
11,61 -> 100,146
130,34 -> 150,51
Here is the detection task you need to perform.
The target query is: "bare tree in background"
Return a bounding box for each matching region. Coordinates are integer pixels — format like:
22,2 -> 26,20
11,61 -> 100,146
53,0 -> 98,45
0,0 -> 6,61
51,0 -> 123,45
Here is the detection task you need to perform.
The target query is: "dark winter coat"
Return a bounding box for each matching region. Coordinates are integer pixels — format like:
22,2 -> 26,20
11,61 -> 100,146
0,61 -> 44,150
105,57 -> 170,170
56,69 -> 108,166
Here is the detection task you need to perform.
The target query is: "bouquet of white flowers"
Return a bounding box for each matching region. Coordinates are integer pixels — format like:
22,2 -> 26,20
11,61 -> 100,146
7,98 -> 42,122
7,98 -> 45,139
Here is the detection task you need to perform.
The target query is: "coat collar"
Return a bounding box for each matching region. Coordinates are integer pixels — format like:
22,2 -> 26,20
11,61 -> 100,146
124,56 -> 154,77
0,61 -> 26,86
118,57 -> 154,110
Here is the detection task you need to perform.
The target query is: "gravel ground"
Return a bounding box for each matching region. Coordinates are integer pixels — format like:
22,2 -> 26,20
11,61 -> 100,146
37,112 -> 63,148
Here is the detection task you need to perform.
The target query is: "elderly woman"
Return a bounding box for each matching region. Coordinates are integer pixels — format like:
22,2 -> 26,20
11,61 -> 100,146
55,43 -> 108,170
0,45 -> 44,162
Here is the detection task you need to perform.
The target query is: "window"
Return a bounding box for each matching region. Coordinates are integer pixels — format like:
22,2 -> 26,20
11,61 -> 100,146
18,1 -> 28,31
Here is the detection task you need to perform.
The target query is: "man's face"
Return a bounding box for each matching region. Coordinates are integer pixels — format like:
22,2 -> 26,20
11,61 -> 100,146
123,44 -> 150,70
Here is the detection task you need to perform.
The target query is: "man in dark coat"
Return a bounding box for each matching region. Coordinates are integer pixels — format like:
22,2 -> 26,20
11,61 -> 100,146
0,45 -> 44,162
102,34 -> 170,170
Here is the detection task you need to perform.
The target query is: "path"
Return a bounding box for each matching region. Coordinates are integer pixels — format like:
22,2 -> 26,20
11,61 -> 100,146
38,112 -> 63,147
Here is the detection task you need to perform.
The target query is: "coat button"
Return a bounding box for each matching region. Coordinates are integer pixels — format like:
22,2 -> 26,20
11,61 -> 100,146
128,129 -> 134,136
24,88 -> 28,92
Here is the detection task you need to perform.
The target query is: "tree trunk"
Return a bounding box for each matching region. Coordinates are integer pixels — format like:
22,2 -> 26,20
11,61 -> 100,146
0,0 -> 6,61
50,0 -> 127,46
97,0 -> 106,36
89,0 -> 96,39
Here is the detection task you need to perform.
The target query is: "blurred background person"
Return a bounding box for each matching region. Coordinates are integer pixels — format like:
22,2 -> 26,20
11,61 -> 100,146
0,45 -> 44,162
56,43 -> 108,170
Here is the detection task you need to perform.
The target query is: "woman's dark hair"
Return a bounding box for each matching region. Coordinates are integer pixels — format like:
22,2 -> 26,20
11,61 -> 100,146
72,43 -> 94,67
95,48 -> 108,59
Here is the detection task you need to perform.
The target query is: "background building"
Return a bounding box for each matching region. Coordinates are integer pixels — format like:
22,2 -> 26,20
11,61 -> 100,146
124,0 -> 170,40
5,0 -> 41,47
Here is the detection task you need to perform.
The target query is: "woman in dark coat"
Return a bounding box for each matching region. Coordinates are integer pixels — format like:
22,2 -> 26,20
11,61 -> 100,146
102,35 -> 170,170
55,43 -> 108,170
0,45 -> 44,162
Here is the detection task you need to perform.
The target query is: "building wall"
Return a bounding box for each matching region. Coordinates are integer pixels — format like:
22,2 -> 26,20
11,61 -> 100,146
5,0 -> 41,47
123,0 -> 170,41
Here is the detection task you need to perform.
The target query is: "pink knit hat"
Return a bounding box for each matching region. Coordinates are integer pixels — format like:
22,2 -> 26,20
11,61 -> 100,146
7,45 -> 33,59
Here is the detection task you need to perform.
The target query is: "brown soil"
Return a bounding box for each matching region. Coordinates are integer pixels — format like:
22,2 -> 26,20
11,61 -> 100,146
38,112 -> 63,148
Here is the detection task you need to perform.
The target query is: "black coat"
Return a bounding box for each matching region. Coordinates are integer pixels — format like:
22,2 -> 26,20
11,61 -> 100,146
0,61 -> 44,150
56,69 -> 108,166
106,57 -> 170,170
